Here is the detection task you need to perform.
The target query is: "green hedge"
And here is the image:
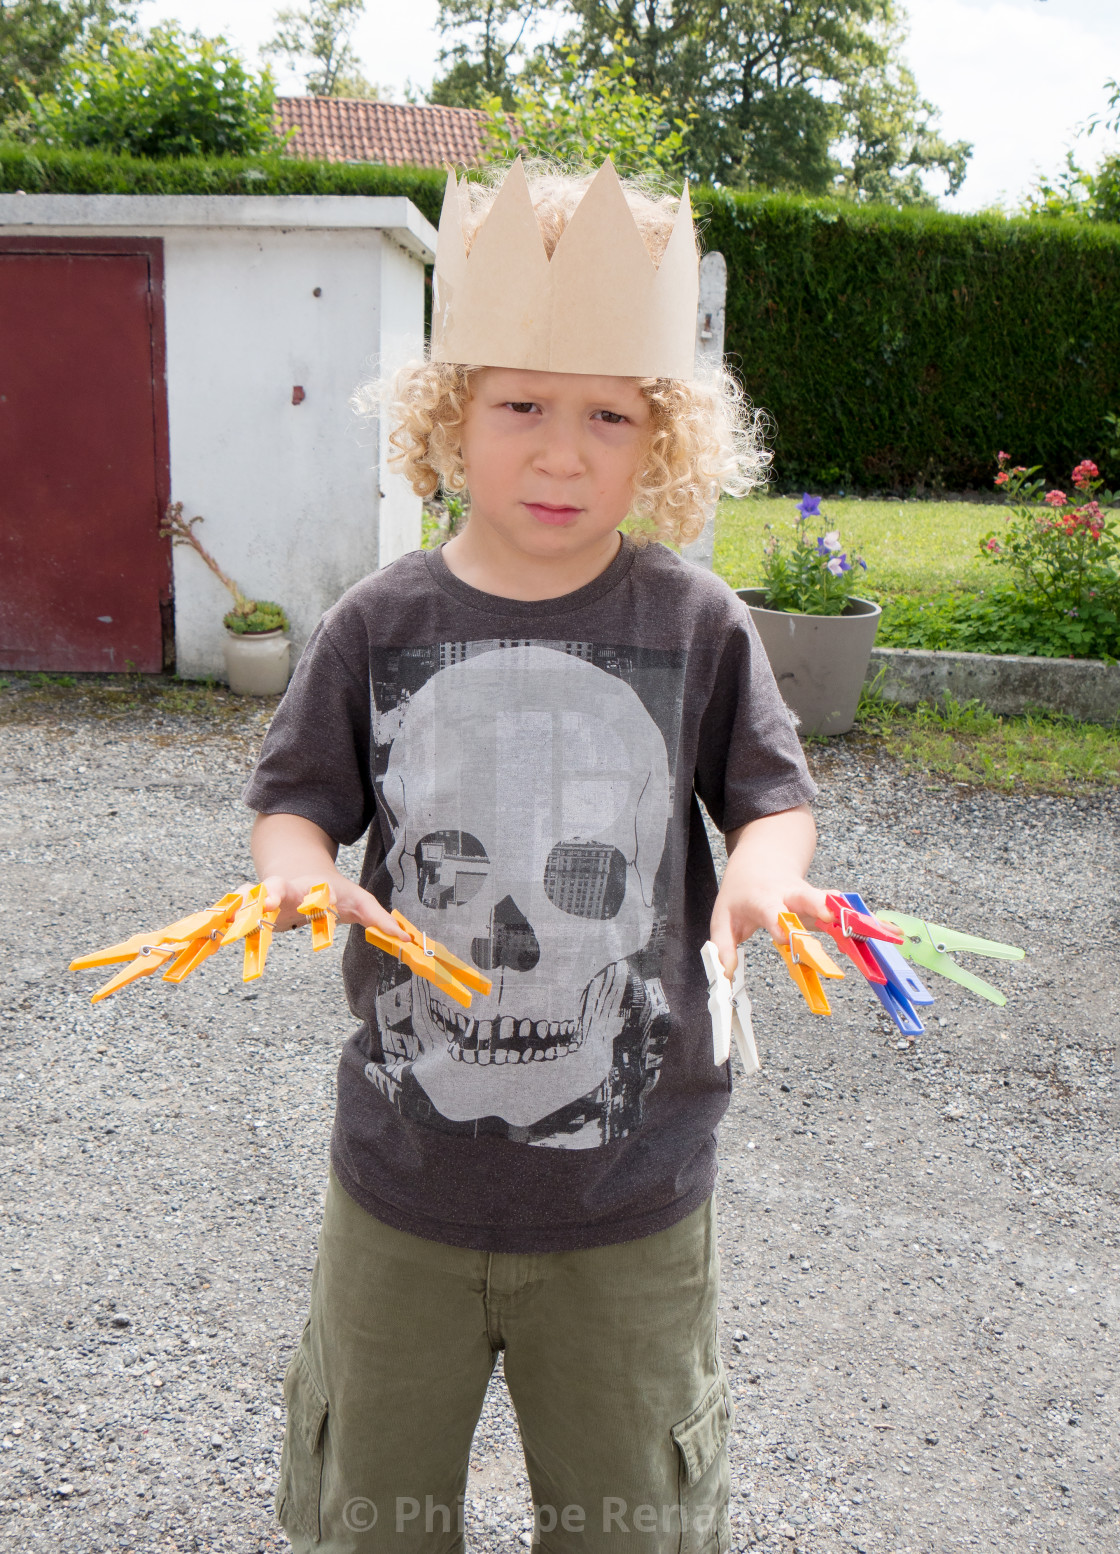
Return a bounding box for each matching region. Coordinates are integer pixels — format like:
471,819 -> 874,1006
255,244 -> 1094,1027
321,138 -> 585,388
700,191 -> 1120,491
0,142 -> 447,220
5,144 -> 1120,491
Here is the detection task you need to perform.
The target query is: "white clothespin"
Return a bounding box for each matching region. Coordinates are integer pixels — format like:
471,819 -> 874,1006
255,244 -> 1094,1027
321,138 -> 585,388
701,942 -> 760,1076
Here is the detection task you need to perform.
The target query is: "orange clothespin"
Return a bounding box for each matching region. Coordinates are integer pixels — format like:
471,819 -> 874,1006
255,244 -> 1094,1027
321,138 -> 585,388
71,891 -> 246,1003
297,883 -> 338,952
159,893 -> 246,983
220,884 -> 281,982
86,941 -> 192,1004
774,911 -> 845,1016
365,909 -> 493,1010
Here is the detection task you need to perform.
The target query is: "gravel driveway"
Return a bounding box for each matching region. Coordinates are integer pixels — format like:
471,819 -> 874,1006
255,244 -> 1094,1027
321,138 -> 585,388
0,680 -> 1116,1554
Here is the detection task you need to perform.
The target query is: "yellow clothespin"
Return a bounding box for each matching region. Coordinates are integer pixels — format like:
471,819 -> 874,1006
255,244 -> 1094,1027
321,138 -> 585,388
774,911 -> 845,1016
71,891 -> 246,1003
365,909 -> 493,1010
160,893 -> 246,983
220,884 -> 281,982
297,883 -> 338,952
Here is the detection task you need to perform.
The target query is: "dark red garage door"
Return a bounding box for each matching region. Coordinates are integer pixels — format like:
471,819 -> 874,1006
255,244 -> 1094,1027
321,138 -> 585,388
0,238 -> 171,672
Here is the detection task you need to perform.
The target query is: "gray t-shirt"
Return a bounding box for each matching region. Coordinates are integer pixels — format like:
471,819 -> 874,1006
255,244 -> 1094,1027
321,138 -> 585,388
243,538 -> 817,1252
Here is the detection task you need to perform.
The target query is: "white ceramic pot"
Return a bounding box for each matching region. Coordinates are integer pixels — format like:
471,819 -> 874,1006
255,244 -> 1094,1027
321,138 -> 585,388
223,628 -> 291,696
737,590 -> 881,737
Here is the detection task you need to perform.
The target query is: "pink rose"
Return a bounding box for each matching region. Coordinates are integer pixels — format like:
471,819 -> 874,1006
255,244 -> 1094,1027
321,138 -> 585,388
1071,459 -> 1098,489
997,451 -> 1010,463
994,471 -> 1009,487
1044,490 -> 1068,507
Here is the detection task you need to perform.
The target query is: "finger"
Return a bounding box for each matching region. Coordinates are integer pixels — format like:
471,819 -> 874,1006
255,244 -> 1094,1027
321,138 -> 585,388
338,889 -> 410,941
258,875 -> 288,914
785,883 -> 832,925
709,903 -> 741,976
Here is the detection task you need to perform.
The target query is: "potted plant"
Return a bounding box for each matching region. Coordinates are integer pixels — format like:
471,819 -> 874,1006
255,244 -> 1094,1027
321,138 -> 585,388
737,494 -> 878,736
161,504 -> 292,695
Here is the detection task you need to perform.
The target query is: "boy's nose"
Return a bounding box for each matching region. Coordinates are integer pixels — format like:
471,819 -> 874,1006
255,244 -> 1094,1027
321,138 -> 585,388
533,432 -> 586,480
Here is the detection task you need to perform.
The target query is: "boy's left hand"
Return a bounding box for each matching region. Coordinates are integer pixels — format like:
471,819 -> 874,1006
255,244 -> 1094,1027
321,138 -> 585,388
709,805 -> 831,975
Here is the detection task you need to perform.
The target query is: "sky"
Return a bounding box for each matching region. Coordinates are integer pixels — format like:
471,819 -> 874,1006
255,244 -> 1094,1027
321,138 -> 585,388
136,0 -> 1120,212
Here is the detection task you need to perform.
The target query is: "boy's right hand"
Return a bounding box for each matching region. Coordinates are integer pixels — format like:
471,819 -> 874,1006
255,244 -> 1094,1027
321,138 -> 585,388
258,873 -> 409,942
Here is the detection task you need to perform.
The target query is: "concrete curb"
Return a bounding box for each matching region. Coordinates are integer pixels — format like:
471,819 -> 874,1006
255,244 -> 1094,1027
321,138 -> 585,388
866,646 -> 1119,725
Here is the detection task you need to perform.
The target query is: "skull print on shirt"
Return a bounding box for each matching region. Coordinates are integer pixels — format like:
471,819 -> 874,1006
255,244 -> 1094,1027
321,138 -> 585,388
364,640 -> 683,1150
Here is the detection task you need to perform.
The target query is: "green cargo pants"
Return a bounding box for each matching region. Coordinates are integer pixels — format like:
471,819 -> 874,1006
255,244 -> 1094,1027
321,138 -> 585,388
276,1169 -> 733,1554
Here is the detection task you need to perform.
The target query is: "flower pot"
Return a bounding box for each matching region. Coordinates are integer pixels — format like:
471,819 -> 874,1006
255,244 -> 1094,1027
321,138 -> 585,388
223,628 -> 291,696
737,590 -> 881,737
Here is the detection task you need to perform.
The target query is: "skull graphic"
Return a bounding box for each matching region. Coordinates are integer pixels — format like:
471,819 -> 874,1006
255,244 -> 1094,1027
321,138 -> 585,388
377,644 -> 671,1130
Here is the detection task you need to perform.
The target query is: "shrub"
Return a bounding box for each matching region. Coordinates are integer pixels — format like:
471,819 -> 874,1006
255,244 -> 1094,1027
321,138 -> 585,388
700,191 -> 1120,492
23,24 -> 283,159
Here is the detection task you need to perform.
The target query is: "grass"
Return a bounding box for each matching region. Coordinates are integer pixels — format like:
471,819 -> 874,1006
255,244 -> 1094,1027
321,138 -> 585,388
714,493 -> 997,600
844,685 -> 1120,794
0,672 -> 271,726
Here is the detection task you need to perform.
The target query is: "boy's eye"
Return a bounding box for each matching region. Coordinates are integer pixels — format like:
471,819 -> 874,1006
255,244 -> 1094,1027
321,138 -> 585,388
593,410 -> 628,425
505,401 -> 540,414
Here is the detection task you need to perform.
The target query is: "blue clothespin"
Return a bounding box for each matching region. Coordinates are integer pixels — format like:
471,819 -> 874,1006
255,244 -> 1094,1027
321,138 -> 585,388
841,891 -> 932,1036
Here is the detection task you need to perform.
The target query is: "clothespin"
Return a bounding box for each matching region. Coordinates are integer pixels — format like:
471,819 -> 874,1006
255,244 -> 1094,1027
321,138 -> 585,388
365,909 -> 493,1010
813,892 -> 903,985
70,891 -> 248,1002
220,884 -> 281,982
839,890 -> 932,1037
773,911 -> 845,1016
701,943 -> 760,1075
297,883 -> 337,952
876,912 -> 1025,1007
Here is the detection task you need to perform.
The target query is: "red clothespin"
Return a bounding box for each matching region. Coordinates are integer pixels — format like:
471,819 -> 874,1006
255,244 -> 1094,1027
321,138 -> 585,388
814,892 -> 903,985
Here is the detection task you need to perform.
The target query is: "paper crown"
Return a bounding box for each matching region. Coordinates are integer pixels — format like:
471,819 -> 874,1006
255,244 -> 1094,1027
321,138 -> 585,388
430,158 -> 699,379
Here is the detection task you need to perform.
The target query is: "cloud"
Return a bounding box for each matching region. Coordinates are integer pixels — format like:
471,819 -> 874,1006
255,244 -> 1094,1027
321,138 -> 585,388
902,0 -> 1120,210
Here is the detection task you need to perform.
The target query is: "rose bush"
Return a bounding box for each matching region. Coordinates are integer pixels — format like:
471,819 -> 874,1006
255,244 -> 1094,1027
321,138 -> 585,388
977,455 -> 1120,658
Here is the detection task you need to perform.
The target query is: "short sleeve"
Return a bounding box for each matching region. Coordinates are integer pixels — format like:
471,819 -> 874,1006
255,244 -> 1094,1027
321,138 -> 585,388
242,619 -> 375,846
694,609 -> 818,833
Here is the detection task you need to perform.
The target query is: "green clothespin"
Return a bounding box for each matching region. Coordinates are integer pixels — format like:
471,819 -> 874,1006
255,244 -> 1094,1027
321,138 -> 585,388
876,912 -> 1025,1008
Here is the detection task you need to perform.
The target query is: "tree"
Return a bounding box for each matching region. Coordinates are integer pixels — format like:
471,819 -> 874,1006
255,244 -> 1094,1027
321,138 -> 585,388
430,1 -> 545,108
25,22 -> 284,157
0,0 -> 132,119
263,0 -> 378,98
560,0 -> 971,200
481,39 -> 690,176
834,52 -> 970,204
1023,78 -> 1120,224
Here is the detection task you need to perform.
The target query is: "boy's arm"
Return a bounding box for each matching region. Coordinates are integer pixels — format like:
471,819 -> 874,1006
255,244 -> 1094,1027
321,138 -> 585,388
252,812 -> 406,941
710,803 -> 830,973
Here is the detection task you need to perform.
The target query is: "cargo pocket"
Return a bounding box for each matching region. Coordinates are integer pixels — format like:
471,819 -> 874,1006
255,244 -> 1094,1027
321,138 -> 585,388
276,1342 -> 329,1545
671,1373 -> 734,1554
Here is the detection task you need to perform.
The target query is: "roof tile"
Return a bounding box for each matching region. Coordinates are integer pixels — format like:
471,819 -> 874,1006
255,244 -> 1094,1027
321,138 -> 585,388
276,97 -> 487,168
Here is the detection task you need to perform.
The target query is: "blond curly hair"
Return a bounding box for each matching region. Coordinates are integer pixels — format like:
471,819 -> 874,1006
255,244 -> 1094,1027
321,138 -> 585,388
366,164 -> 770,548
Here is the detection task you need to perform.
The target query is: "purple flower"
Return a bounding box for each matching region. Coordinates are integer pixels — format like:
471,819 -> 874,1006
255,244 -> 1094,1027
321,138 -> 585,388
797,493 -> 822,519
826,554 -> 851,576
856,557 -> 867,570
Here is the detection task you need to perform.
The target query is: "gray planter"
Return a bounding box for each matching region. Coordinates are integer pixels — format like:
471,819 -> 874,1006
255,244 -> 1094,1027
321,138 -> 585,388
223,628 -> 291,696
737,590 -> 882,736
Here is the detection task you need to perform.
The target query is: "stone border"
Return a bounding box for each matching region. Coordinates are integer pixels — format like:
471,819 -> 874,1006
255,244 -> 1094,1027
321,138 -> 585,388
867,646 -> 1119,725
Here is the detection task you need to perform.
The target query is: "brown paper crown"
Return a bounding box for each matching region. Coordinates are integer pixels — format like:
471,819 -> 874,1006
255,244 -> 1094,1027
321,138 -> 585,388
430,157 -> 699,379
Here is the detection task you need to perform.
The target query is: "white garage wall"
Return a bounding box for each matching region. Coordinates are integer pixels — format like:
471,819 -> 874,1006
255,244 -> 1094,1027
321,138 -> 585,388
0,194 -> 435,679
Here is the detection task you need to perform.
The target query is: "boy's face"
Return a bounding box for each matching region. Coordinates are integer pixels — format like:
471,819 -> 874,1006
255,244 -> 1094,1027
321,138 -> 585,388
457,368 -> 649,560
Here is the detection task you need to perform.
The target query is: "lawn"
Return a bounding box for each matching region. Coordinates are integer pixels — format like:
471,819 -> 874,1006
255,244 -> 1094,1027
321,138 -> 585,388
713,493 -> 997,601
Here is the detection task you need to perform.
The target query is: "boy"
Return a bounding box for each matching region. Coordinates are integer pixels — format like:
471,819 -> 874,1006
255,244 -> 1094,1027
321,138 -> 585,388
245,159 -> 828,1554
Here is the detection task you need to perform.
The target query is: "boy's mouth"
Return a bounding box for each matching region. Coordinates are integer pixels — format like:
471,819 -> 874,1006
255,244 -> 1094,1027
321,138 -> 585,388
524,502 -> 581,526
425,994 -> 585,1064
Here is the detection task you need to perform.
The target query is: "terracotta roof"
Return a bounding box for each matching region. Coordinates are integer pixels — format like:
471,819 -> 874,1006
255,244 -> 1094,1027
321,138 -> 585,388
276,97 -> 487,168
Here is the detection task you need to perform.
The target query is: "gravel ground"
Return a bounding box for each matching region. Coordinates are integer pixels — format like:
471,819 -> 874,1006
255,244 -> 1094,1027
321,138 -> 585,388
0,681 -> 1116,1554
